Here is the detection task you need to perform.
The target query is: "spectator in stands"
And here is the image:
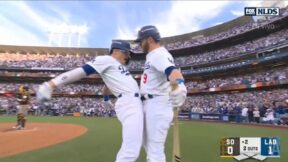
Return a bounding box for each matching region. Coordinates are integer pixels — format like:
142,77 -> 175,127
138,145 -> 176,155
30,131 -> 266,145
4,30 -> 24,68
234,103 -> 242,123
276,102 -> 286,118
223,106 -> 228,115
253,107 -> 260,123
241,105 -> 248,123
263,108 -> 275,124
248,106 -> 254,123
259,102 -> 268,123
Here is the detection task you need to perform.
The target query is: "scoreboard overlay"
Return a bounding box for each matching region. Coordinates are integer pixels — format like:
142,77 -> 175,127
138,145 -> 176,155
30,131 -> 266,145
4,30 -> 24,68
220,137 -> 280,161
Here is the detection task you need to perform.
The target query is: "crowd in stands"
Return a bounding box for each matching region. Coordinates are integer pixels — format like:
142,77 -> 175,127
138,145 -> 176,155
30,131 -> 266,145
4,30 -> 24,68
132,7 -> 288,52
1,7 -> 288,124
128,28 -> 288,70
0,83 -> 102,94
1,86 -> 287,124
1,67 -> 286,95
174,29 -> 288,67
0,96 -> 115,117
0,13 -> 287,71
0,70 -> 61,77
36,97 -> 115,117
183,88 -> 288,125
185,66 -> 288,89
0,53 -> 94,69
183,89 -> 287,113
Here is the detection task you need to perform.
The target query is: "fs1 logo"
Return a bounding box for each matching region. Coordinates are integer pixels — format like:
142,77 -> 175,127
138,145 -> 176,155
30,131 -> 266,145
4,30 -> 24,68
245,7 -> 279,16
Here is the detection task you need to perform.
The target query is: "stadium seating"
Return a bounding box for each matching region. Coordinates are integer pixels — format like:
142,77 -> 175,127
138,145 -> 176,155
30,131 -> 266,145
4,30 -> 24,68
0,10 -> 288,125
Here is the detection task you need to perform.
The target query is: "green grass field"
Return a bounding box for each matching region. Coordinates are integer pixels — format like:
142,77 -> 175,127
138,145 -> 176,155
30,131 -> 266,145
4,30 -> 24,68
0,116 -> 286,162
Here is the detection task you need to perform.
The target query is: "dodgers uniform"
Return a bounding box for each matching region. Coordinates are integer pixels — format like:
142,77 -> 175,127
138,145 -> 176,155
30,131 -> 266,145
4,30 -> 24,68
37,40 -> 143,162
86,55 -> 143,162
141,47 -> 175,162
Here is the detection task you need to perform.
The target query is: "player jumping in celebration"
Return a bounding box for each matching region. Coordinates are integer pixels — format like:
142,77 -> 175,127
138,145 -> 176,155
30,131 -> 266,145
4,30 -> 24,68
135,25 -> 187,162
36,40 -> 143,162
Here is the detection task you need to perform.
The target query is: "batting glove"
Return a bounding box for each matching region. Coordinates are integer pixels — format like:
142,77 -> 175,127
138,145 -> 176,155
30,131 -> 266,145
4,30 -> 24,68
170,83 -> 187,108
37,82 -> 53,102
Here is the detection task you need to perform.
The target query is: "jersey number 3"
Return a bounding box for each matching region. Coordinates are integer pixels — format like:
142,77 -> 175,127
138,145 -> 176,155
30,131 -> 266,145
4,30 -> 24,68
143,73 -> 148,84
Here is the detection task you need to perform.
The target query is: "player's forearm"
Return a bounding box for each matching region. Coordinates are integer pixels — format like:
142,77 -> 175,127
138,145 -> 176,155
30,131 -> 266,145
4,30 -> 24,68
102,85 -> 112,96
48,67 -> 87,89
168,69 -> 185,85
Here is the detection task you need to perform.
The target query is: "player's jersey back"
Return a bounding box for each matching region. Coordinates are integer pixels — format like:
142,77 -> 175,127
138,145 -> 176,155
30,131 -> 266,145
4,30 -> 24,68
87,55 -> 139,96
140,47 -> 175,96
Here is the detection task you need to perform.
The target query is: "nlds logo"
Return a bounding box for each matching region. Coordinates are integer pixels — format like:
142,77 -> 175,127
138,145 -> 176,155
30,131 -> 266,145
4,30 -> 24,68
245,7 -> 279,16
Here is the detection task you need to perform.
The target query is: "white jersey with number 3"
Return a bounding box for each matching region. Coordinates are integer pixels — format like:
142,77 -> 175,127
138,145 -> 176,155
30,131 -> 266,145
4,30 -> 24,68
140,47 -> 175,96
86,55 -> 139,96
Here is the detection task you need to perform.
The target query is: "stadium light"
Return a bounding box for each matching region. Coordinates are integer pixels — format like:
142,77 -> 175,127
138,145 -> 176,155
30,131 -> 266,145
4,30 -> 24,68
78,24 -> 88,35
46,23 -> 88,47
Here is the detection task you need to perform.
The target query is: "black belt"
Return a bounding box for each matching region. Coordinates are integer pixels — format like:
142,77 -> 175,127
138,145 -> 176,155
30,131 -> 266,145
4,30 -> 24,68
117,93 -> 153,101
118,93 -> 140,98
141,94 -> 153,101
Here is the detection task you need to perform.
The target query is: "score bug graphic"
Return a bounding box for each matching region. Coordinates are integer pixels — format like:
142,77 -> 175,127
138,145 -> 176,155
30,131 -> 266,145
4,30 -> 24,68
261,137 -> 280,157
220,137 -> 240,157
240,137 -> 260,155
220,137 -> 280,161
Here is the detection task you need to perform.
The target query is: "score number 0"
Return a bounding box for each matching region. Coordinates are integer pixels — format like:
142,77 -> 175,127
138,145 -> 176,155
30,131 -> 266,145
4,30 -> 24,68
226,138 -> 234,155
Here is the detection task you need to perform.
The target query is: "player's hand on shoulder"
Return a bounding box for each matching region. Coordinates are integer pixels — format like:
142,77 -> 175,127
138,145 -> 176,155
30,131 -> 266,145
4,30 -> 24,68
37,82 -> 53,102
170,82 -> 187,108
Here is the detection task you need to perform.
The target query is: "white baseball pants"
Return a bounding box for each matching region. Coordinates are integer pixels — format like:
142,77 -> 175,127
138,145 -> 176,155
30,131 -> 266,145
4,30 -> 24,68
143,95 -> 174,162
114,94 -> 144,162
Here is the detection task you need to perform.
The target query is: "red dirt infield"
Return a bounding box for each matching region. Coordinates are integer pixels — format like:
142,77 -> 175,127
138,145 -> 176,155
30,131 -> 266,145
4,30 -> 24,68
0,123 -> 87,158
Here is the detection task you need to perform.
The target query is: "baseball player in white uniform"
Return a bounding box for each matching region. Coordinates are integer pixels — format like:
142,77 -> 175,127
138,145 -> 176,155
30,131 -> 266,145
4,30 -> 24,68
135,25 -> 187,162
36,40 -> 143,162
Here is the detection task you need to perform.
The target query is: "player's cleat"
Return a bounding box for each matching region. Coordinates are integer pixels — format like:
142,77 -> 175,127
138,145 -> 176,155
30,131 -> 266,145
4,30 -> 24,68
16,126 -> 24,130
12,125 -> 20,129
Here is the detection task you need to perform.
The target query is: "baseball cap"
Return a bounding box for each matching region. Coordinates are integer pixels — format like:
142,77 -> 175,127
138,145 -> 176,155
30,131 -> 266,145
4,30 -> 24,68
135,25 -> 161,43
110,40 -> 133,54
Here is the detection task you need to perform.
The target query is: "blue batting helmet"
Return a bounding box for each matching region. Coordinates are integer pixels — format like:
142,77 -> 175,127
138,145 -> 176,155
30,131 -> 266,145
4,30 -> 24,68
135,25 -> 161,43
109,40 -> 133,65
109,40 -> 133,54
